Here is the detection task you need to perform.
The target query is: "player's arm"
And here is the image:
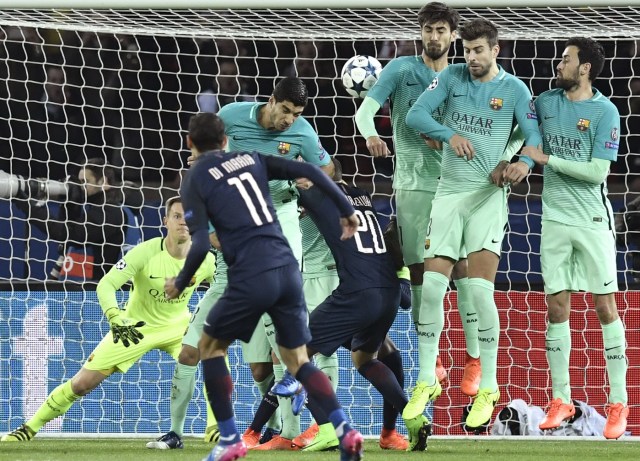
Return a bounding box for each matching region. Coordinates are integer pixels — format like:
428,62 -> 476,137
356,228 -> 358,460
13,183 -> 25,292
355,97 -> 389,157
167,173 -> 211,297
406,69 -> 474,160
265,155 -> 357,239
354,63 -> 396,158
96,244 -> 146,347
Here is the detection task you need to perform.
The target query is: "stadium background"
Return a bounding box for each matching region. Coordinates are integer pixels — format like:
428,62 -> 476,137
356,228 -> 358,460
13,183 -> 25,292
0,3 -> 638,437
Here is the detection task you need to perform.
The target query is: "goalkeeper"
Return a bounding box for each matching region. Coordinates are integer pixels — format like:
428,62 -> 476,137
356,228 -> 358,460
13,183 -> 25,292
1,196 -> 215,443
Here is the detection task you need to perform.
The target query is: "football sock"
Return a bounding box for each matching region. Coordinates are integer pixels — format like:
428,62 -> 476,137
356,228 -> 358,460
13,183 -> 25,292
296,362 -> 353,441
169,363 -> 197,436
546,320 -> 572,403
27,380 -> 80,432
602,318 -> 628,404
410,285 -> 422,327
380,350 -> 404,430
454,277 -> 480,358
250,377 -> 279,432
205,355 -> 229,429
316,353 -> 339,392
358,359 -> 407,418
202,357 -> 239,444
274,362 -> 300,440
469,278 -> 499,392
256,372 -> 281,433
416,271 -> 448,383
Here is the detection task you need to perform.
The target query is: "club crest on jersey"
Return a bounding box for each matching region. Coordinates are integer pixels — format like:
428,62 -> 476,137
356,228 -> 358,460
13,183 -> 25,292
577,118 -> 590,131
489,97 -> 503,110
611,127 -> 619,141
278,142 -> 291,155
427,77 -> 438,91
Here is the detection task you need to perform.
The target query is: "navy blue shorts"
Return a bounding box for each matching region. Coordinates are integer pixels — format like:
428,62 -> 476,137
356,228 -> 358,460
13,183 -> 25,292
307,286 -> 400,356
204,263 -> 310,349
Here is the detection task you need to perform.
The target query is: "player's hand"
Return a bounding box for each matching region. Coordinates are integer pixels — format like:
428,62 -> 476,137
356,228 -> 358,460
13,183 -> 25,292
340,213 -> 359,240
366,136 -> 391,158
449,134 -> 475,160
164,277 -> 182,300
420,133 -> 442,151
105,307 -> 145,347
295,177 -> 313,190
503,161 -> 530,187
186,154 -> 197,166
521,145 -> 548,165
490,161 -> 510,188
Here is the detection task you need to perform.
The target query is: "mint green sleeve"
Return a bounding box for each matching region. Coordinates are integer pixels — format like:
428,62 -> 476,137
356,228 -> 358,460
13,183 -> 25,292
546,156 -> 610,185
500,125 -> 525,162
355,96 -> 382,139
96,244 -> 145,315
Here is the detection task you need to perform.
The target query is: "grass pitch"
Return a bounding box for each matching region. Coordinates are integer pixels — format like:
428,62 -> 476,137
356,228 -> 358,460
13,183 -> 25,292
1,438 -> 639,461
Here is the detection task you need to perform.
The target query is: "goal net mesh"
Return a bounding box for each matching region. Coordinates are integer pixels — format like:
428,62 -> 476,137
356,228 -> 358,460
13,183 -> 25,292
0,6 -> 638,437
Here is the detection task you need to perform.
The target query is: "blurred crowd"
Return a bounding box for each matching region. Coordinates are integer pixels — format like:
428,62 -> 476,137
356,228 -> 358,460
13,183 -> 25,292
0,26 -> 638,193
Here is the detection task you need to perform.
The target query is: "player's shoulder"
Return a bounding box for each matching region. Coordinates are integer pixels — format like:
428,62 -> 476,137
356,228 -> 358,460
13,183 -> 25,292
384,55 -> 420,70
537,88 -> 563,102
592,89 -> 620,114
446,63 -> 468,77
126,237 -> 164,259
218,101 -> 256,118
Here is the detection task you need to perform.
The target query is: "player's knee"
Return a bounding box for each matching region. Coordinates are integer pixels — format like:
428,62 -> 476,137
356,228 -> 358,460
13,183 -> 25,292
178,345 -> 200,366
250,362 -> 273,382
377,336 -> 398,358
452,259 -> 468,279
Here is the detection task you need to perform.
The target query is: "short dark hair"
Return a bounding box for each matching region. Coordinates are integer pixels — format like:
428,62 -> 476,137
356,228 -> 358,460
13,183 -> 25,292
417,2 -> 460,31
459,18 -> 499,48
332,157 -> 343,182
272,77 -> 308,107
565,37 -> 606,82
188,112 -> 226,152
165,196 -> 182,216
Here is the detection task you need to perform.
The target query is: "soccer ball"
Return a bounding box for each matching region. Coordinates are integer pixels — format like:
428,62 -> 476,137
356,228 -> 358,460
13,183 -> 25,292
341,55 -> 382,98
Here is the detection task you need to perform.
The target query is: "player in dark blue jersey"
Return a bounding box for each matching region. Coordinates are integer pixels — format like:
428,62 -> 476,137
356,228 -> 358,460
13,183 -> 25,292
164,113 -> 364,461
269,161 -> 432,451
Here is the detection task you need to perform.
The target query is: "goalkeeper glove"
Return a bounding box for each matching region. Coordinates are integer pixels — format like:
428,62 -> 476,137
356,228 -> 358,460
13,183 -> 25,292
104,307 -> 145,347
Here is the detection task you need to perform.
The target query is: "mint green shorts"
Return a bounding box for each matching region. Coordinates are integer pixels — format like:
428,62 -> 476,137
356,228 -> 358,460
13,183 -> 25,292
182,284 -> 225,349
426,186 -> 507,260
303,271 -> 340,312
395,189 -> 435,266
541,220 -> 618,295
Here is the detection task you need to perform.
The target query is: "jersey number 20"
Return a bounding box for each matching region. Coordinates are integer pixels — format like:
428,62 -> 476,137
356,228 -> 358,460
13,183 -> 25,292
354,209 -> 386,254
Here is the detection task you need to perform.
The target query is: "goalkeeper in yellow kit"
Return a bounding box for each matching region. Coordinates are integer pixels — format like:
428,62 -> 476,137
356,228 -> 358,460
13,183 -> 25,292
1,196 -> 215,442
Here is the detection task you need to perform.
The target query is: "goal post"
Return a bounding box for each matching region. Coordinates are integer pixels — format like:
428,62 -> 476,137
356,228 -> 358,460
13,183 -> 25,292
0,2 -> 638,438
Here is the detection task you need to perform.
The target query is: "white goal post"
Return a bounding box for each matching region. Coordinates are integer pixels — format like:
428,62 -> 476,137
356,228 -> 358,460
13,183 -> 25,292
0,1 -> 638,439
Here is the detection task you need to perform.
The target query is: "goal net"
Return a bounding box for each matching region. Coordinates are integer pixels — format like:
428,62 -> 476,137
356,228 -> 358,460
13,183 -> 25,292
0,1 -> 639,437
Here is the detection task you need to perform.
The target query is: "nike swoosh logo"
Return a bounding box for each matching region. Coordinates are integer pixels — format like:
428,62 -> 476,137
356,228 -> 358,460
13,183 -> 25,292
604,280 -> 614,286
605,346 -> 621,351
417,322 -> 437,326
149,275 -> 163,279
544,116 -> 555,120
406,82 -> 420,86
232,135 -> 249,141
466,313 -> 477,316
453,93 -> 465,98
478,327 -> 493,332
491,239 -> 500,243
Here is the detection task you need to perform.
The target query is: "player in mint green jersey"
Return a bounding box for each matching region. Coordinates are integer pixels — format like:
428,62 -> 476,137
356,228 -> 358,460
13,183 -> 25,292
2,197 -> 215,443
218,77 -> 334,448
521,37 -> 628,440
355,1 -> 482,398
405,18 -> 542,430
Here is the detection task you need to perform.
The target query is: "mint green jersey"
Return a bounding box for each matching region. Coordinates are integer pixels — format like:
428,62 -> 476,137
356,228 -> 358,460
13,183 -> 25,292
535,88 -> 620,229
406,64 -> 542,195
218,101 -> 330,203
367,56 -> 443,192
96,237 -> 215,328
212,249 -> 228,286
300,213 -> 335,278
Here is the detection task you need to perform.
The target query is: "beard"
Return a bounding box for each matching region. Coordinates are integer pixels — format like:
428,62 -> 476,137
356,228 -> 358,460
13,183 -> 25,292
556,75 -> 579,91
468,62 -> 491,79
423,42 -> 448,60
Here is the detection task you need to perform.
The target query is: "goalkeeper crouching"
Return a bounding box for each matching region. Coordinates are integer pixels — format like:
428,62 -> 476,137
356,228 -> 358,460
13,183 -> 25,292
1,196 -> 215,443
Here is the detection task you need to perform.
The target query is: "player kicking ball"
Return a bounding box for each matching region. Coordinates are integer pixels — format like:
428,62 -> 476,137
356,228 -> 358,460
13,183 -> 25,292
164,112 -> 364,461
